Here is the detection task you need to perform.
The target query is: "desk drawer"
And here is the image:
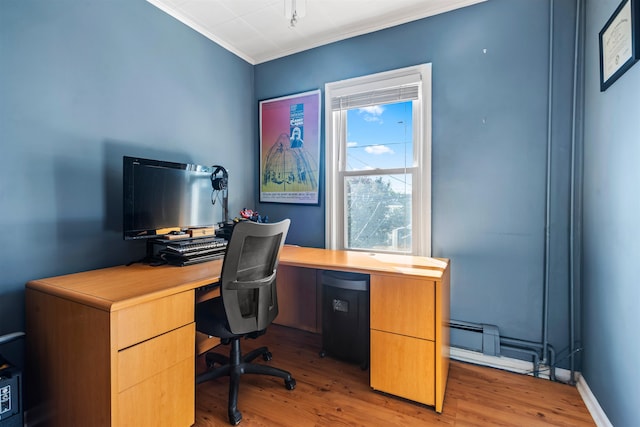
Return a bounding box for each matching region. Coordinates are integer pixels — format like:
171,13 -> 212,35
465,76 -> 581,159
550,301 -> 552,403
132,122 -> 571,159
370,329 -> 435,406
115,291 -> 194,349
117,323 -> 194,393
118,348 -> 194,426
370,275 -> 435,340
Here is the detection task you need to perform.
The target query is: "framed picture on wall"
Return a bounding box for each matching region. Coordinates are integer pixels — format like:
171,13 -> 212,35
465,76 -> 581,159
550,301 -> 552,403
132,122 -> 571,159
599,0 -> 640,91
259,89 -> 321,205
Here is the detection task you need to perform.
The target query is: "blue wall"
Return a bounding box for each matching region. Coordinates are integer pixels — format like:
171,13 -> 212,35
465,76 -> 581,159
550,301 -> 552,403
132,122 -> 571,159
583,1 -> 640,425
3,0 -> 637,424
256,0 -> 579,366
0,0 -> 255,364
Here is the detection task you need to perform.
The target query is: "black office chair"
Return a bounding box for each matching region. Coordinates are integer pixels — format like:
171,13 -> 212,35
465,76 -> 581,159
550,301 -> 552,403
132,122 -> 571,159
195,219 -> 295,425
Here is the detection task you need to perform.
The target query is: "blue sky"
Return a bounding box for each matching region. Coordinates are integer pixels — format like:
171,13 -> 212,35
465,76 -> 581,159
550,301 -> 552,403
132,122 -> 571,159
346,101 -> 413,171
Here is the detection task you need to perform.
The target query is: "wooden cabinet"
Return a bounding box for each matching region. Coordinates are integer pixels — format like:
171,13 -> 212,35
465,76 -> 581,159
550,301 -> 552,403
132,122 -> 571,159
24,261 -> 224,427
26,287 -> 195,427
370,275 -> 438,408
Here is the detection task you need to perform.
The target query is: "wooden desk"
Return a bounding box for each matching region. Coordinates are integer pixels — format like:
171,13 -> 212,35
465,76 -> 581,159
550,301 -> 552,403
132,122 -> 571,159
25,246 -> 449,426
275,246 -> 450,412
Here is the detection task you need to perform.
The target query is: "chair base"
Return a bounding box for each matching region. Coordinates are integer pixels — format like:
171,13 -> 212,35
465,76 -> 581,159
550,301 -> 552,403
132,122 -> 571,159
196,339 -> 296,425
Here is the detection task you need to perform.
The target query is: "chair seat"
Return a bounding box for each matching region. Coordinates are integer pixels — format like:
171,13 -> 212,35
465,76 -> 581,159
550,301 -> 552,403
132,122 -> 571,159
196,297 -> 235,339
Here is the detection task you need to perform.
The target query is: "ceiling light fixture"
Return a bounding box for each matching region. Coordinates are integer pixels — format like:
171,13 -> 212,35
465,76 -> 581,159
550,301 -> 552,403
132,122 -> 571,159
284,0 -> 306,28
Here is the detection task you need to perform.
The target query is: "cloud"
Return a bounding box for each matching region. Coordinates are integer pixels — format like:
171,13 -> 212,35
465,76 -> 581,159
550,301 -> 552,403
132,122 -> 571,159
365,145 -> 394,155
347,141 -> 358,148
359,106 -> 384,115
358,105 -> 384,123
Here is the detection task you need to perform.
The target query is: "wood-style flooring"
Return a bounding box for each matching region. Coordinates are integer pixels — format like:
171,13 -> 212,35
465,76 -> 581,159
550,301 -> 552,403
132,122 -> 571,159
195,324 -> 595,426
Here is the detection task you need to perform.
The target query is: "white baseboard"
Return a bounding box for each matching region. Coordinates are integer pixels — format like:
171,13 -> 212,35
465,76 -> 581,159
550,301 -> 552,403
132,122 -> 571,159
450,346 -> 569,381
576,374 -> 613,427
450,347 -> 612,427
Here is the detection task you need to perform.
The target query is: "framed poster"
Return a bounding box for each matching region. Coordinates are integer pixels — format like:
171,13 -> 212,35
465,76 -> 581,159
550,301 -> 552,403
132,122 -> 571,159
259,89 -> 321,204
599,0 -> 640,91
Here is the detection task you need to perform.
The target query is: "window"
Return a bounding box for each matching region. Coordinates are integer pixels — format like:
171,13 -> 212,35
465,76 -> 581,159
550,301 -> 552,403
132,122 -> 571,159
325,64 -> 431,256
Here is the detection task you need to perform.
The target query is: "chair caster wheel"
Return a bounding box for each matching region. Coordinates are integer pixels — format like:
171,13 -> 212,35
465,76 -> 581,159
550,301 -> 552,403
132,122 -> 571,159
285,378 -> 296,390
262,351 -> 273,361
229,409 -> 242,425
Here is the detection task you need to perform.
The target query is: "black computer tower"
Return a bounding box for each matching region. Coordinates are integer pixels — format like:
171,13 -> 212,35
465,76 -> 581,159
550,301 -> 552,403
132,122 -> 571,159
0,363 -> 23,427
320,271 -> 370,369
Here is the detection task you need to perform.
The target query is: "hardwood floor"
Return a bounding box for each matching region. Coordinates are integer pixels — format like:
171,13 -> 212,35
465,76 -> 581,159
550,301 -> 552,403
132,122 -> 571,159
195,325 -> 595,426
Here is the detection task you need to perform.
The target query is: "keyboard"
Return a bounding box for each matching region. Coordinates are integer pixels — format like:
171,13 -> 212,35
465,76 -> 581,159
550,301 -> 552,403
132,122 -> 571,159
159,237 -> 227,266
164,237 -> 227,254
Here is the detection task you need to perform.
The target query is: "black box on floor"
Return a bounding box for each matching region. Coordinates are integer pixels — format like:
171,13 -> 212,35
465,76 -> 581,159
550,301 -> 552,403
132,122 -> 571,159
320,271 -> 370,369
0,362 -> 23,427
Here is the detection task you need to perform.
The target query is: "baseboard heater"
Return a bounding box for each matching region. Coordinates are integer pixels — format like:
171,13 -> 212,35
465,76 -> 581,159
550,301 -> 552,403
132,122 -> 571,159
449,320 -> 500,356
449,320 -> 555,380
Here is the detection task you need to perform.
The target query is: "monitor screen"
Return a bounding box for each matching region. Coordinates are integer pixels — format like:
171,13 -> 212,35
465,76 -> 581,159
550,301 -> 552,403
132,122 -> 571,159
123,156 -> 215,240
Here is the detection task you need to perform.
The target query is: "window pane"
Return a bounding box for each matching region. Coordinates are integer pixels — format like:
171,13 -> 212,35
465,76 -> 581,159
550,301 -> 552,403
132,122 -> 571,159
345,174 -> 412,252
345,101 -> 413,171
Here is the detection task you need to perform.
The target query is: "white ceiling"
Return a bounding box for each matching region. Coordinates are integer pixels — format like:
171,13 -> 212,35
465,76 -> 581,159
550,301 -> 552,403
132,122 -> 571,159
147,0 -> 486,64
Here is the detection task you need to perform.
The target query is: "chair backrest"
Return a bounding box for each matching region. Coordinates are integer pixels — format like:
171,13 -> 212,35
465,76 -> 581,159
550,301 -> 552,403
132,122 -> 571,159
220,219 -> 290,335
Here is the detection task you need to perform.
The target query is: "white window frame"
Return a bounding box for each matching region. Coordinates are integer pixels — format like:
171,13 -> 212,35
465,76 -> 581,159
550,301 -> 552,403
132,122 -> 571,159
324,64 -> 432,256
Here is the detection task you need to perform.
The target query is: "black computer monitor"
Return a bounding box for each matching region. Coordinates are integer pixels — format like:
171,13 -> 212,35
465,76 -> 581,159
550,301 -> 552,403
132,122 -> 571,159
122,156 -> 216,240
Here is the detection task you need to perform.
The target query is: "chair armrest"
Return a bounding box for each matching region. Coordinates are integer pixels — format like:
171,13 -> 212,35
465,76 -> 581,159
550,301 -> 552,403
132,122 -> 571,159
0,332 -> 25,345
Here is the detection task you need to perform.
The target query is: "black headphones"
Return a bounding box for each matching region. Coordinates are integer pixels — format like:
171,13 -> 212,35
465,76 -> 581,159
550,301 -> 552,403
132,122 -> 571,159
210,165 -> 228,191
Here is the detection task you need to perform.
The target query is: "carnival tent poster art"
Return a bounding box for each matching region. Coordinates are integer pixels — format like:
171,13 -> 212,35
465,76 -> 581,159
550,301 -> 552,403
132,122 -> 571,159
260,90 -> 321,205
